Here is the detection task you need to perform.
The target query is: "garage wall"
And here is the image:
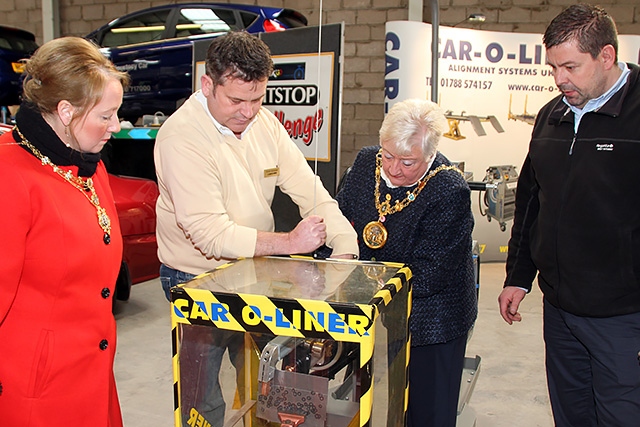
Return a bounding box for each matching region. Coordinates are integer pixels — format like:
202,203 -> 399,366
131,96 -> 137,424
3,0 -> 639,171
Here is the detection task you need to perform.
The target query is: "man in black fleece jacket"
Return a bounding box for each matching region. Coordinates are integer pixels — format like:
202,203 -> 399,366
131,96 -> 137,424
499,4 -> 640,426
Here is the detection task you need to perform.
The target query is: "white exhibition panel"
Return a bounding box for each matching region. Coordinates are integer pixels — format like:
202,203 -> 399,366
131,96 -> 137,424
385,21 -> 640,260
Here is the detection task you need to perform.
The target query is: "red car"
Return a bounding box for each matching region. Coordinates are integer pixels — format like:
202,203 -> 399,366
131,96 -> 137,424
0,123 -> 160,304
108,173 -> 160,302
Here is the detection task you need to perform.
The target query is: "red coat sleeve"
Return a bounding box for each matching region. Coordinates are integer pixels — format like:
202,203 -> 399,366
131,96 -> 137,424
0,135 -> 30,324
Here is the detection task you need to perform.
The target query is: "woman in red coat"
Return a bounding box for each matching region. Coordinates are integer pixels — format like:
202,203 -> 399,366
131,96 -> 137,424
0,37 -> 130,426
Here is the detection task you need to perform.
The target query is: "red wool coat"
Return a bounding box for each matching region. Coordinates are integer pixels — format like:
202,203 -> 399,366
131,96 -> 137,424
0,131 -> 124,427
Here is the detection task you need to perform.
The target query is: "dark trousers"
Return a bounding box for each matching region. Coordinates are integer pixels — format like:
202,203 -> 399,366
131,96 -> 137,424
407,334 -> 467,427
543,298 -> 640,427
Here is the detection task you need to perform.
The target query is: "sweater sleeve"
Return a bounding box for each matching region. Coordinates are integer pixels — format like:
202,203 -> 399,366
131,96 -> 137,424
335,147 -> 373,224
154,101 -> 258,262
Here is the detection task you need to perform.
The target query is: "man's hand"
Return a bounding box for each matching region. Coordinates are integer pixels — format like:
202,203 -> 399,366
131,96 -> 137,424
498,287 -> 527,325
288,215 -> 327,254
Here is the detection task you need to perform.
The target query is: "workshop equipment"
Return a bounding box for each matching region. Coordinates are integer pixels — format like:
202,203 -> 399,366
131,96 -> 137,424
469,165 -> 518,232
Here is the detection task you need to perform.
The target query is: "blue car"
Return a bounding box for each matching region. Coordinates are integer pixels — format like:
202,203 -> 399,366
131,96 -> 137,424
86,3 -> 307,123
0,26 -> 38,110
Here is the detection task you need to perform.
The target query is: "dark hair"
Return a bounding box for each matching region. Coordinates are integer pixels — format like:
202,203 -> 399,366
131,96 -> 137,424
543,4 -> 618,61
205,31 -> 273,87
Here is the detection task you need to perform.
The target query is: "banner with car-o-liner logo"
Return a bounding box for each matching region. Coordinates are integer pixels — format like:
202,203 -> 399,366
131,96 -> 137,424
385,20 -> 640,261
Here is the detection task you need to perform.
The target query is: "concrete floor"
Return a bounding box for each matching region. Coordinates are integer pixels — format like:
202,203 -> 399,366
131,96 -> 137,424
113,261 -> 554,427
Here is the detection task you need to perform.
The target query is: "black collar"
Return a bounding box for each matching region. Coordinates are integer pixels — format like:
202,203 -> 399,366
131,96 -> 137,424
548,63 -> 639,126
14,102 -> 101,177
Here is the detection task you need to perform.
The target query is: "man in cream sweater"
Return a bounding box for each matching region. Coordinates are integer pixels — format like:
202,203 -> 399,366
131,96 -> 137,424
154,31 -> 358,426
155,31 -> 358,297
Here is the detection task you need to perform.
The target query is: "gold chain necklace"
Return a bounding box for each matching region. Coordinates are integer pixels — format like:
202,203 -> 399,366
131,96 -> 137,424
14,126 -> 112,245
362,149 -> 462,249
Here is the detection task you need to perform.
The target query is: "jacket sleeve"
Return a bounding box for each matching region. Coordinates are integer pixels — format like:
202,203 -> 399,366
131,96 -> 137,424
0,161 -> 28,324
504,154 -> 540,291
409,175 -> 474,298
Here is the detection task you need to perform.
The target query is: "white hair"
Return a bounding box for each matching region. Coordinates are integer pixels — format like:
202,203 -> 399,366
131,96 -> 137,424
379,98 -> 447,160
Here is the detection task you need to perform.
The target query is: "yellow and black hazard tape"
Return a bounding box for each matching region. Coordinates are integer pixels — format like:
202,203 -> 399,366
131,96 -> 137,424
170,315 -> 181,425
369,264 -> 412,310
404,270 -> 412,422
362,264 -> 412,426
171,287 -> 378,341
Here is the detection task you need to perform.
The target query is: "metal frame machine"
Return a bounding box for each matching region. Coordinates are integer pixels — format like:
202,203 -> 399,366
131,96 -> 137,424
170,256 -> 412,427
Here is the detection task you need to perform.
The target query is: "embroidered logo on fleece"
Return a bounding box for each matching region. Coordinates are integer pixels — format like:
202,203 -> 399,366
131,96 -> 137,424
596,144 -> 614,151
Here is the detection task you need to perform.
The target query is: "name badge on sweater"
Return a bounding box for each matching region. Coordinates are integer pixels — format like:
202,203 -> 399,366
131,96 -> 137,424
264,167 -> 279,178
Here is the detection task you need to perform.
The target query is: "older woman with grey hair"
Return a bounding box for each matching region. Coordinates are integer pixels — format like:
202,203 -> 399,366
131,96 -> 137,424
335,98 -> 477,426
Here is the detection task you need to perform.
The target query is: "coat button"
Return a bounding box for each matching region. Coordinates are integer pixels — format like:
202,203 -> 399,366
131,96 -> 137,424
99,339 -> 109,350
101,288 -> 111,298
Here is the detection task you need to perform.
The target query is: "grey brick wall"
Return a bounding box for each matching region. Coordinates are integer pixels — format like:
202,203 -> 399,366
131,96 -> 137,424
6,0 -> 640,171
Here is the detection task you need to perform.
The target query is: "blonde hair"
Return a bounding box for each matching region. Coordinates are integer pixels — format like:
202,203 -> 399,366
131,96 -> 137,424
23,36 -> 130,120
379,99 -> 447,160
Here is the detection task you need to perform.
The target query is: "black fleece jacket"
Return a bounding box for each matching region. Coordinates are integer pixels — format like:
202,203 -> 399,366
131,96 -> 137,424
505,63 -> 640,317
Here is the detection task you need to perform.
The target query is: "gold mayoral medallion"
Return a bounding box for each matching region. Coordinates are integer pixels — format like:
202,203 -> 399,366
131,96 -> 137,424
363,149 -> 463,250
363,220 -> 388,249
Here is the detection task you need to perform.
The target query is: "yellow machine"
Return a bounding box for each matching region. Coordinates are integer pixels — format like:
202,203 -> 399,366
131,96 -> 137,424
443,111 -> 505,140
170,256 -> 412,427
